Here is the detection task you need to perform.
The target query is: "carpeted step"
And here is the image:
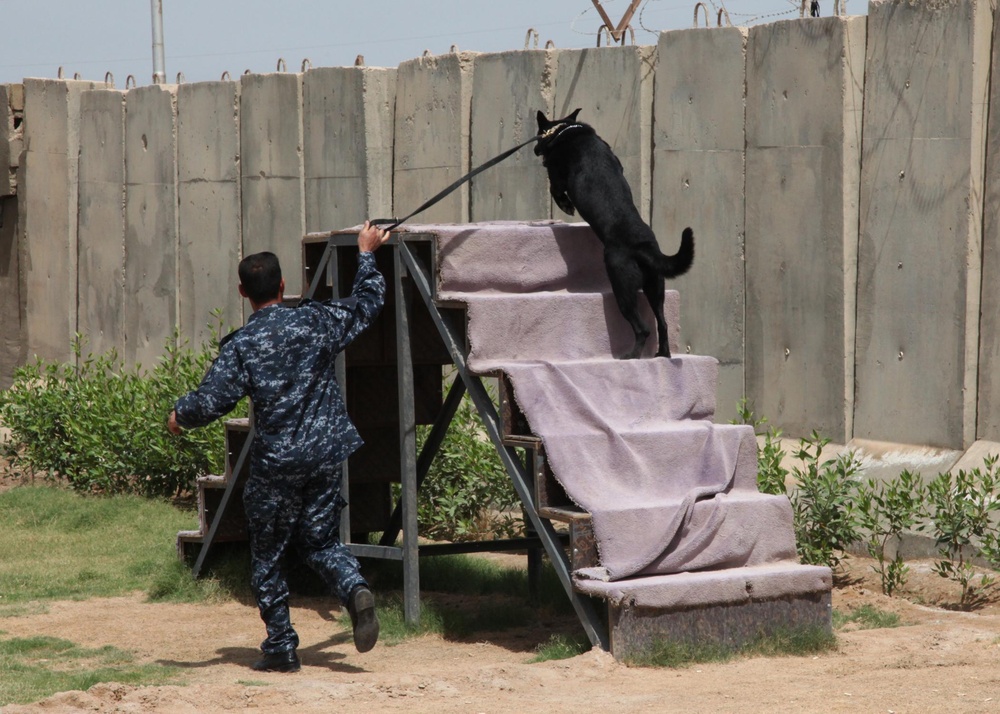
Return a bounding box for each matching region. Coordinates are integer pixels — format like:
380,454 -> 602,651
449,289 -> 681,366
573,560 -> 831,610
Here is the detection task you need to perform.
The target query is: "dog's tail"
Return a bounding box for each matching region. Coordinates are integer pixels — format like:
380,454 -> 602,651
657,227 -> 695,278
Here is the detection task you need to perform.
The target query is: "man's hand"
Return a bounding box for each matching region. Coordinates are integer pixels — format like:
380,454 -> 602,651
358,220 -> 390,253
167,410 -> 182,436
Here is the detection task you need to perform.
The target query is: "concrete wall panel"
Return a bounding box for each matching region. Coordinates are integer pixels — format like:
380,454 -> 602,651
856,0 -> 992,449
0,196 -> 23,388
20,79 -> 93,364
0,84 -> 19,197
393,53 -> 475,224
553,46 -> 655,220
303,67 -> 396,235
177,81 -> 242,346
124,85 -> 177,368
744,17 -> 866,443
653,27 -> 747,422
977,4 -> 1000,441
469,50 -> 555,221
77,89 -> 125,358
240,73 -> 304,296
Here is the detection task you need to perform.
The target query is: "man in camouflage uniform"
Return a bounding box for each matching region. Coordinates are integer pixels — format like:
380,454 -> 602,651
168,221 -> 390,673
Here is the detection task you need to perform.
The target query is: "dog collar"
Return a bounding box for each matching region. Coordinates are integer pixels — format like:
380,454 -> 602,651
538,122 -> 585,141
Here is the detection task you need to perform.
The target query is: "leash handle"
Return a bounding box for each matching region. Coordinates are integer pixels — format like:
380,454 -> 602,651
368,134 -> 540,233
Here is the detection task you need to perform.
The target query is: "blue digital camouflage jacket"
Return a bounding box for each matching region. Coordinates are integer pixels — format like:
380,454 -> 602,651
174,251 -> 386,474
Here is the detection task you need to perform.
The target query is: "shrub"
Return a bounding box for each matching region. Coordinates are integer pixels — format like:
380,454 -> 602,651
735,399 -> 788,496
0,320 -> 244,498
413,379 -> 522,542
855,469 -> 926,596
924,456 -> 1000,610
788,432 -> 862,572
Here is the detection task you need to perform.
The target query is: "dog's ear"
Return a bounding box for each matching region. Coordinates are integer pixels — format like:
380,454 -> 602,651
568,108 -> 582,123
536,110 -> 549,130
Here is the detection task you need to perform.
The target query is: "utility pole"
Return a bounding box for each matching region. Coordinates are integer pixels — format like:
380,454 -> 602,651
151,0 -> 166,84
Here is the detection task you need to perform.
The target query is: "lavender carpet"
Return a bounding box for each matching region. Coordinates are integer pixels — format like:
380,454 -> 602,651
394,221 -> 798,581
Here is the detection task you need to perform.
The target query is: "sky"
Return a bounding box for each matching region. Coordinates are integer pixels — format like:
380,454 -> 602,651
0,0 -> 862,87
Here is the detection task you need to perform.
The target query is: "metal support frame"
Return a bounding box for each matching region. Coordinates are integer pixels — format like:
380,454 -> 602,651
192,230 -> 608,650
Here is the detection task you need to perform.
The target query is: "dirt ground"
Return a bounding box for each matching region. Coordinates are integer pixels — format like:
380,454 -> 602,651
0,555 -> 998,714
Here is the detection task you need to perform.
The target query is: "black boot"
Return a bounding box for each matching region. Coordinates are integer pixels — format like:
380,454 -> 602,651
251,649 -> 301,673
346,585 -> 379,653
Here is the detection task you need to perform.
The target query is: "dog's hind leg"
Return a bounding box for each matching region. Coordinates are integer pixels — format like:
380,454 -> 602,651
641,268 -> 670,358
606,251 -> 649,359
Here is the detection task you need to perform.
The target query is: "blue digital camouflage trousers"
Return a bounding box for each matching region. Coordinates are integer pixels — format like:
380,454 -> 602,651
243,462 -> 367,654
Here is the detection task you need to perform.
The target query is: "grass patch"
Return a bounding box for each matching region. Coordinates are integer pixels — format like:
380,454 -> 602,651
626,625 -> 837,668
346,554 -> 580,645
833,604 -> 902,630
366,553 -> 573,613
0,485 -> 248,605
0,635 -> 179,706
529,633 -> 591,662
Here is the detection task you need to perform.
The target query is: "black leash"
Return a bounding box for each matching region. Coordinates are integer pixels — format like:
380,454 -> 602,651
370,134 -> 540,231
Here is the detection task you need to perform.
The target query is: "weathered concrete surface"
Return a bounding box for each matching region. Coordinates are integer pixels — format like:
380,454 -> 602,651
240,73 -> 304,298
653,27 -> 748,423
553,46 -> 655,220
19,78 -> 94,364
124,84 -> 177,368
856,0 -> 992,449
393,52 -> 476,224
744,17 -> 866,444
77,89 -> 125,358
978,5 -> 1000,442
0,196 -> 23,388
177,81 -> 242,346
303,67 -> 396,239
0,84 -> 21,197
469,50 -> 555,221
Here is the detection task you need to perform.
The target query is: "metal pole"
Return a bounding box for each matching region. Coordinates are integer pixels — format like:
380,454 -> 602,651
150,0 -> 166,84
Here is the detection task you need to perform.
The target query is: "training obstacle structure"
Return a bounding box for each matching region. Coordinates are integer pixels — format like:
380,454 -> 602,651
179,220 -> 831,659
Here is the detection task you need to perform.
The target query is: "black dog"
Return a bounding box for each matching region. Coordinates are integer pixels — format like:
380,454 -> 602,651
535,109 -> 694,359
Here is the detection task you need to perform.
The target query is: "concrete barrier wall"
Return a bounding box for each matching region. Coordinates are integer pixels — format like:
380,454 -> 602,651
5,0 -> 1000,458
303,67 -> 396,235
77,89 -> 125,358
744,16 -> 866,444
652,27 -> 748,424
20,79 -> 94,364
240,73 -> 304,298
124,85 -> 177,367
977,4 -> 1000,443
177,81 -> 243,345
393,53 -> 476,224
469,50 -> 555,221
856,0 -> 991,450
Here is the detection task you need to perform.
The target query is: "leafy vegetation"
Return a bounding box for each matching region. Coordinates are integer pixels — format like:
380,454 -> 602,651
413,379 -> 522,542
0,319 -> 246,498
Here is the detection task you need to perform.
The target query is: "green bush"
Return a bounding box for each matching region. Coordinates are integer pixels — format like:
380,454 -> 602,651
924,456 -> 1000,609
788,433 -> 863,571
0,323 -> 245,498
855,469 -> 926,596
413,379 -> 522,542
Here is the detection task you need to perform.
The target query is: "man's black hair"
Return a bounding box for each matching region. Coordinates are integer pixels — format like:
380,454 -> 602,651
239,252 -> 282,304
